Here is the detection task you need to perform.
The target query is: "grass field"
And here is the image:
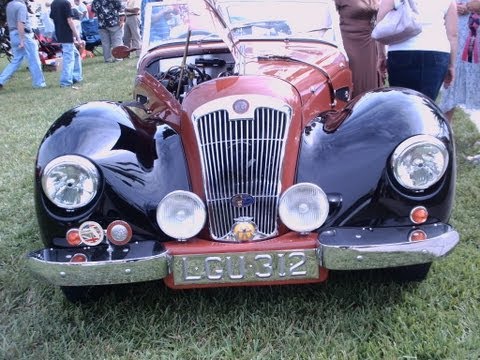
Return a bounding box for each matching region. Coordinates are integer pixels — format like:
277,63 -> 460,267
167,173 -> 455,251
0,55 -> 479,360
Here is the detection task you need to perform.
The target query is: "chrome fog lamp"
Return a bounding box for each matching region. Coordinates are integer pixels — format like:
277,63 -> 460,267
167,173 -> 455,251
392,135 -> 449,190
279,183 -> 329,233
156,191 -> 206,240
41,155 -> 99,209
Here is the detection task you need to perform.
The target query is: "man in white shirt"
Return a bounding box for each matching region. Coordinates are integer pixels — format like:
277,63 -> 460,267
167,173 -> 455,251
123,0 -> 141,56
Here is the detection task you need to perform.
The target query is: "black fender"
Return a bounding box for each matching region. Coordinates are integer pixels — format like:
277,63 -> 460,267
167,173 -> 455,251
34,101 -> 190,247
297,88 -> 456,227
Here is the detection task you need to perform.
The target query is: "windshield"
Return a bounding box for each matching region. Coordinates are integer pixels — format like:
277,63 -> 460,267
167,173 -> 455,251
142,0 -> 342,51
142,1 -> 220,50
214,0 -> 340,43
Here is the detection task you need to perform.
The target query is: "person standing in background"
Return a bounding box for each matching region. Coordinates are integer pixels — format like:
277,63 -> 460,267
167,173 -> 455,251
0,0 -> 46,90
28,0 -> 39,33
50,0 -> 83,88
72,0 -> 87,19
70,0 -> 87,38
123,0 -> 141,56
91,0 -> 125,63
40,2 -> 55,39
438,0 -> 480,122
335,0 -> 385,98
377,0 -> 458,101
85,0 -> 95,19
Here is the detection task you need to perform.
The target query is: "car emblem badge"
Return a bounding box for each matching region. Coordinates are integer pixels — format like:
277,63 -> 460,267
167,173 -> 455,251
232,99 -> 249,114
231,193 -> 255,208
79,221 -> 104,246
232,217 -> 257,242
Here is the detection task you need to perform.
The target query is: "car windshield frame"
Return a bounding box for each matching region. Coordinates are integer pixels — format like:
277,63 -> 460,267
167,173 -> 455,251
210,0 -> 340,43
142,0 -> 221,52
142,0 -> 342,52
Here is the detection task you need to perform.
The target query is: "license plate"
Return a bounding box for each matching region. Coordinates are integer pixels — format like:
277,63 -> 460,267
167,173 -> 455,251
172,249 -> 319,285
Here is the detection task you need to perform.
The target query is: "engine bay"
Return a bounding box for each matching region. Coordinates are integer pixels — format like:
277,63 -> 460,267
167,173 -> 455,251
146,53 -> 236,101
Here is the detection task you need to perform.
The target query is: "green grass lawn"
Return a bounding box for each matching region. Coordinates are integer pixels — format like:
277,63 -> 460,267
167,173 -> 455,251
0,55 -> 479,360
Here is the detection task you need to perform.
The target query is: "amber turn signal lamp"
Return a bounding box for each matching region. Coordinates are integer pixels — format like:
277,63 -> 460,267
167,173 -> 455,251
409,229 -> 427,242
410,206 -> 428,224
70,253 -> 88,263
66,229 -> 82,246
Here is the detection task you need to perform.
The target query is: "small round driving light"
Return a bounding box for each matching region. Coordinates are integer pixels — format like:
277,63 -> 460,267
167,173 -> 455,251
279,183 -> 329,233
391,135 -> 448,190
409,229 -> 427,242
66,228 -> 82,246
410,206 -> 428,224
156,191 -> 206,240
41,155 -> 100,209
106,220 -> 133,246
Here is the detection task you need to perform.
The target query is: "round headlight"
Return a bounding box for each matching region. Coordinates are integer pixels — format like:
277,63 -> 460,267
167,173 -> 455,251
391,135 -> 449,190
156,191 -> 206,240
41,155 -> 100,209
279,183 -> 329,233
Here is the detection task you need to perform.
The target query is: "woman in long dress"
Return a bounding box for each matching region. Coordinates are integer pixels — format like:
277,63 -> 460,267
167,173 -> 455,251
335,0 -> 385,98
438,0 -> 480,121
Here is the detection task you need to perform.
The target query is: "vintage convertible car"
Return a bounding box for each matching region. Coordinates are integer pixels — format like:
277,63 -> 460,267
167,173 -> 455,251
27,0 -> 459,302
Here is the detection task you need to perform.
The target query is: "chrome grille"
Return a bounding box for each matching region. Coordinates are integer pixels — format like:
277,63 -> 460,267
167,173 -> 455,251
194,103 -> 290,241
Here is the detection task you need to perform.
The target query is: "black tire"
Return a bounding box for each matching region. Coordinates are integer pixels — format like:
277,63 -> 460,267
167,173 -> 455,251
388,262 -> 432,283
61,285 -> 106,304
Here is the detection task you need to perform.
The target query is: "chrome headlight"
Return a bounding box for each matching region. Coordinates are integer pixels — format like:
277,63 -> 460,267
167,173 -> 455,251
279,183 -> 329,233
41,155 -> 100,209
156,191 -> 206,240
391,135 -> 449,190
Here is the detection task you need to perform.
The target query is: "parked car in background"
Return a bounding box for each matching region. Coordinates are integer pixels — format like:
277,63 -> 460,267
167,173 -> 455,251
27,0 -> 459,302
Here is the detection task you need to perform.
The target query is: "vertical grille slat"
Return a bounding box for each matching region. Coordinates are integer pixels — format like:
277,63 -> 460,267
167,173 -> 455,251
195,104 -> 290,241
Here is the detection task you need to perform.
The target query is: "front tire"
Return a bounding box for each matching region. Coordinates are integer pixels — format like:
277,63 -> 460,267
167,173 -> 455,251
61,286 -> 105,303
388,262 -> 432,283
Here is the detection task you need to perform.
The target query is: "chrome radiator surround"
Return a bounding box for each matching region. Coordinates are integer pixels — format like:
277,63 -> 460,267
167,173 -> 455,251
193,95 -> 292,241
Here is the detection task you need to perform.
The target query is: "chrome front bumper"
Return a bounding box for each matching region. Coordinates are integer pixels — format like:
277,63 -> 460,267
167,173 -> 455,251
26,224 -> 459,286
318,224 -> 459,270
27,241 -> 170,287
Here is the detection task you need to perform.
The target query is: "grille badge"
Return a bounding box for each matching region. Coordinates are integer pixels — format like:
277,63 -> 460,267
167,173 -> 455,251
232,217 -> 257,242
232,99 -> 249,114
231,194 -> 255,208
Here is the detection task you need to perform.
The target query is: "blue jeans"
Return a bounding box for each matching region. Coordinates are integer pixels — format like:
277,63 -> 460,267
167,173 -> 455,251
387,51 -> 450,101
0,31 -> 46,88
60,43 -> 82,87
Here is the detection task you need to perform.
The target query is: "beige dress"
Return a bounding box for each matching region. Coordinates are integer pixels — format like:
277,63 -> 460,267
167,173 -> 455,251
335,0 -> 383,98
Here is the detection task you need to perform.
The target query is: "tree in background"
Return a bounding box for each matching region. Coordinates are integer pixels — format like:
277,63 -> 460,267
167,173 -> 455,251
1,0 -> 8,26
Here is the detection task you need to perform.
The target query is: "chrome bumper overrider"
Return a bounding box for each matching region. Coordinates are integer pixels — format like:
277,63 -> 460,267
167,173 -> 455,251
26,224 -> 459,286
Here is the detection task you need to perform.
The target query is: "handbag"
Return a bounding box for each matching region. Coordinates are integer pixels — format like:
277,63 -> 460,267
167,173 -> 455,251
371,0 -> 422,45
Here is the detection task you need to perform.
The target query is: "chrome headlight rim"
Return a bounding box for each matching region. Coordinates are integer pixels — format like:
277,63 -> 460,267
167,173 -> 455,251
156,190 -> 207,240
41,155 -> 100,210
278,183 -> 330,233
391,135 -> 449,191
